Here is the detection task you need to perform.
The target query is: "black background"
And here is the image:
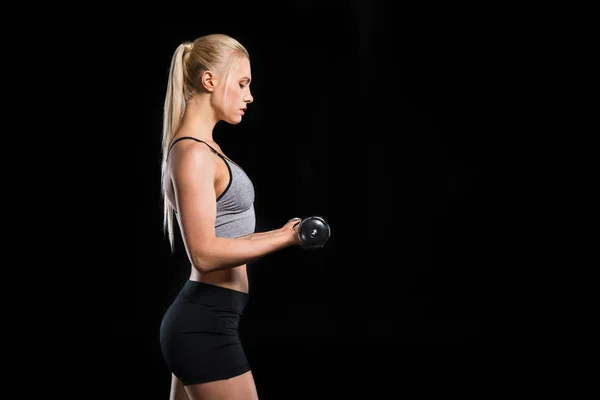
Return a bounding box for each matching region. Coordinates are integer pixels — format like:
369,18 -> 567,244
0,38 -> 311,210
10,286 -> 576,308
100,2 -> 489,398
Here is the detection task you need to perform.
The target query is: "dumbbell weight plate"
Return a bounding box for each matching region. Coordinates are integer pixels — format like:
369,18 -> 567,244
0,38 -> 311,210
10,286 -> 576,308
297,216 -> 331,249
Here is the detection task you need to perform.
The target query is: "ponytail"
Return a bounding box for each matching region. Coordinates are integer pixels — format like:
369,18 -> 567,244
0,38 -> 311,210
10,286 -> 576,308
161,43 -> 191,251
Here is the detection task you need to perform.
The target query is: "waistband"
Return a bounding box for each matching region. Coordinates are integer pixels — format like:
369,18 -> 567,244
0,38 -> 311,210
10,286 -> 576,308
178,280 -> 249,313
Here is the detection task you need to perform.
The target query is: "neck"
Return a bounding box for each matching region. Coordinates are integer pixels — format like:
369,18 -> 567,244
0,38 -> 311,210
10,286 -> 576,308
178,94 -> 218,142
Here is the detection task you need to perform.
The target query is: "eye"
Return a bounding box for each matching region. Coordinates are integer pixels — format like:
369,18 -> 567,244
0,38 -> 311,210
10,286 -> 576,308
239,84 -> 246,89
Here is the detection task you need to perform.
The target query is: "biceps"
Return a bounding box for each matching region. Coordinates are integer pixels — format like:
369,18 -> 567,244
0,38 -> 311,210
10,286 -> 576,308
173,175 -> 218,247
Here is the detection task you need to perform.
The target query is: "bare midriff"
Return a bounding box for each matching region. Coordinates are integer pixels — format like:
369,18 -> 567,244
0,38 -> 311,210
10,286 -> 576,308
192,266 -> 249,294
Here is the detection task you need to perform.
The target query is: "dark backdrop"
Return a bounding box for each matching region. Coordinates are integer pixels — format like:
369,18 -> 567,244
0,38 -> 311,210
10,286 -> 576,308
105,2 -> 487,398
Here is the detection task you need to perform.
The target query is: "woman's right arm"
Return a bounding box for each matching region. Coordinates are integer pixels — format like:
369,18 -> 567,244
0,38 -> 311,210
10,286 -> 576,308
170,145 -> 300,274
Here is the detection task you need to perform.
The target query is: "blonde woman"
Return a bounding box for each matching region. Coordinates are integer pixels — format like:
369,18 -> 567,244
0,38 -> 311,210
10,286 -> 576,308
159,34 -> 303,400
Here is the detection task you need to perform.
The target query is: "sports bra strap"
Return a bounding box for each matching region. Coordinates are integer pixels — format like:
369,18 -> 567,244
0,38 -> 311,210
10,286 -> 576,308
167,136 -> 224,159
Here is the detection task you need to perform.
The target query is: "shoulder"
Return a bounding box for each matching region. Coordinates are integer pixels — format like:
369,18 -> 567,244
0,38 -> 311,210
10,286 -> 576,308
168,139 -> 217,176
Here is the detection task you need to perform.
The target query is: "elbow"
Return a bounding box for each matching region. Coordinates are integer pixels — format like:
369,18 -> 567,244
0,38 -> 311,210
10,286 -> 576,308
189,242 -> 219,273
191,252 -> 215,274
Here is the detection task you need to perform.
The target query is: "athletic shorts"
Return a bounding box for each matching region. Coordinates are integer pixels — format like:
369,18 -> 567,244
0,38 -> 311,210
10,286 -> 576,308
160,280 -> 251,385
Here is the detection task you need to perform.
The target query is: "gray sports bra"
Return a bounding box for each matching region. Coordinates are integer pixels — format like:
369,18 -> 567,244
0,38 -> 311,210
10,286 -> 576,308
168,136 -> 256,238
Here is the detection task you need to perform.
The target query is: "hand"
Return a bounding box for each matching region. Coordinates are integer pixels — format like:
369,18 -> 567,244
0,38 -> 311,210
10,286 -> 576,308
281,217 -> 303,245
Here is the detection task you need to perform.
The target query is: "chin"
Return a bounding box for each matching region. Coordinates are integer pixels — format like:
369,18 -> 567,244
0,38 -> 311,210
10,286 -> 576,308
227,116 -> 243,125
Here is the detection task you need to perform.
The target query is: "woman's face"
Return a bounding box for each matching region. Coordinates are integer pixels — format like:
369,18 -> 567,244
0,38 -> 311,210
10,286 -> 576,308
214,56 -> 253,125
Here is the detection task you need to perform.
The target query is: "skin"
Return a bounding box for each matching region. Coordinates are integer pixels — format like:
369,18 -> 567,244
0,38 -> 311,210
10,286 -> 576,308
164,55 -> 302,400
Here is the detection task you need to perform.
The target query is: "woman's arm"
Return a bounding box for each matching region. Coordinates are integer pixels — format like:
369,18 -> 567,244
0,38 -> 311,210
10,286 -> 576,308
239,231 -> 281,240
239,218 -> 300,240
170,144 -> 300,274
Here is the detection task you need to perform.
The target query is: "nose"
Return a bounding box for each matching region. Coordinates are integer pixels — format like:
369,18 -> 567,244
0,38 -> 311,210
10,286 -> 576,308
244,91 -> 253,104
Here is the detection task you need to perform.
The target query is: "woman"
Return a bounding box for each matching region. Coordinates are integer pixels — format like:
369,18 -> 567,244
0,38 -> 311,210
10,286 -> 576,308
159,33 -> 302,400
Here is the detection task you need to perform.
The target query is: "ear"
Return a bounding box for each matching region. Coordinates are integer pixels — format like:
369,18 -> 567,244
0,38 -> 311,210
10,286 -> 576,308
201,70 -> 216,92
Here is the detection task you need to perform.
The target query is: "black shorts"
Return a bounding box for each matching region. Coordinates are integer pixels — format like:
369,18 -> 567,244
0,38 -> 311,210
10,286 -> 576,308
159,280 -> 251,385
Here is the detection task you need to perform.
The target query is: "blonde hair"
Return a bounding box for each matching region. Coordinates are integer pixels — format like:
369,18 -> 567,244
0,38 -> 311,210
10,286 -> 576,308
161,34 -> 250,251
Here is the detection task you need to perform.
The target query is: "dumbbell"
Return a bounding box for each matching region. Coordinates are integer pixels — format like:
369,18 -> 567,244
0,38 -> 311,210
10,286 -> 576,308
291,216 -> 331,249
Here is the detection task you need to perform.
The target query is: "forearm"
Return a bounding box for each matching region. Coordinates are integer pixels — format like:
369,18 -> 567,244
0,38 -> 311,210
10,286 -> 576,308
191,230 -> 294,273
239,228 -> 283,240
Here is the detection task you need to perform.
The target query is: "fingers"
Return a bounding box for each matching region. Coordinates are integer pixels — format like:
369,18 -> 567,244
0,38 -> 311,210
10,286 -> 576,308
288,217 -> 302,229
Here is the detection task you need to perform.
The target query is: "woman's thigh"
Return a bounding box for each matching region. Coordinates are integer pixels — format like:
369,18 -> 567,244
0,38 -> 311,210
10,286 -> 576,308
169,374 -> 190,400
185,370 -> 259,400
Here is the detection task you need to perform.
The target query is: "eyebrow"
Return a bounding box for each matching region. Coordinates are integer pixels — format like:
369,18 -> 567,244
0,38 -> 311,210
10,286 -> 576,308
240,76 -> 252,84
